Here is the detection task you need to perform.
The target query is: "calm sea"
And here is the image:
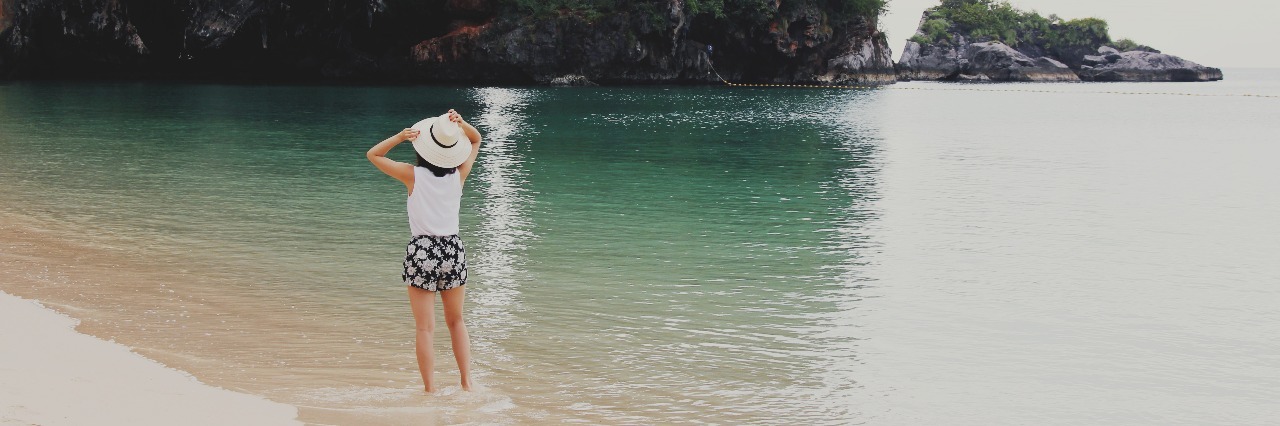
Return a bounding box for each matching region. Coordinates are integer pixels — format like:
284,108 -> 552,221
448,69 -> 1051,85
1,71 -> 1278,424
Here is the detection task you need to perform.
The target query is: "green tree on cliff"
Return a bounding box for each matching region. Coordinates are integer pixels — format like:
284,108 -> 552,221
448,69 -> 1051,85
909,0 -> 1127,52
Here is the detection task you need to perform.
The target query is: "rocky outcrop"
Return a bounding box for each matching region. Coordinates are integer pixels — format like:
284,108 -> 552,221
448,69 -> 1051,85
898,38 -> 1077,82
0,0 -> 150,74
549,74 -> 598,86
819,34 -> 897,85
409,11 -> 720,84
1078,46 -> 1223,82
964,42 -> 1077,81
896,35 -> 962,81
896,6 -> 1222,83
1,0 -> 422,80
0,0 -> 896,85
410,2 -> 896,85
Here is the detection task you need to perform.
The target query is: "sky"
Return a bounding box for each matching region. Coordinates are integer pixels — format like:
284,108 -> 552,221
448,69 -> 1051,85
880,0 -> 1279,68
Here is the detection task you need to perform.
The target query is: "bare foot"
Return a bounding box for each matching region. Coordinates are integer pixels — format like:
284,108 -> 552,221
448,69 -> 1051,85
461,380 -> 472,392
424,386 -> 437,393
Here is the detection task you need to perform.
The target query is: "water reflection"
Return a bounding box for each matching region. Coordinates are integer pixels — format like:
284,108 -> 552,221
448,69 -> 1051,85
1,83 -> 895,424
490,87 -> 893,424
467,88 -> 537,363
809,91 -> 886,420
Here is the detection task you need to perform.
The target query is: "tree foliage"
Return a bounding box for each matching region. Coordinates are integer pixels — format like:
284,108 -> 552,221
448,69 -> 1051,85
911,18 -> 952,44
837,0 -> 890,18
1111,38 -> 1139,51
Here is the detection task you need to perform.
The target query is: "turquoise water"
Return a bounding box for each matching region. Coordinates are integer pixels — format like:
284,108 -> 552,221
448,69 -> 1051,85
2,73 -> 1278,424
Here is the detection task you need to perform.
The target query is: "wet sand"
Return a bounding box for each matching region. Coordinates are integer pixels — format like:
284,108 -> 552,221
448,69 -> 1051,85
0,290 -> 298,425
0,214 -> 532,425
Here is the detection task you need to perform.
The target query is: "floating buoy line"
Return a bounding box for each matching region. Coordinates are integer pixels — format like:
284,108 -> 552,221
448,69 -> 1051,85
709,66 -> 1279,99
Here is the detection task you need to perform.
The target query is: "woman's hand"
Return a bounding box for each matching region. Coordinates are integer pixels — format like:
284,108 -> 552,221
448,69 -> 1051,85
398,127 -> 421,142
447,109 -> 464,124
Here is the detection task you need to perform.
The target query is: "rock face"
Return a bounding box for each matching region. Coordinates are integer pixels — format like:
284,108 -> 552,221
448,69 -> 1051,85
964,42 -> 1077,81
0,0 -> 896,85
898,38 -> 1077,82
1078,46 -> 1224,82
549,74 -> 598,86
410,2 -> 895,85
1,0 -> 423,80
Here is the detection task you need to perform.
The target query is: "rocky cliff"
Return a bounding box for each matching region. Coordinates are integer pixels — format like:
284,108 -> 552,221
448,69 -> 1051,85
896,0 -> 1222,82
898,37 -> 1077,82
0,0 -> 896,84
412,2 -> 895,85
1076,46 -> 1223,82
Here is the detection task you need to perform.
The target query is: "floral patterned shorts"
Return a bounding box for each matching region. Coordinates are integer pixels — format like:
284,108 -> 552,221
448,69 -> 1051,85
403,234 -> 467,292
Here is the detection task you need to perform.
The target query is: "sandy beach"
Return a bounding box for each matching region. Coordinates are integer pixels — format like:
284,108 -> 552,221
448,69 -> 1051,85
0,290 -> 299,426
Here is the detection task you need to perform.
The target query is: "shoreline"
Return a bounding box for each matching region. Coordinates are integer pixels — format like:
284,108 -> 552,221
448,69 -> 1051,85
0,290 -> 299,426
0,212 -> 516,424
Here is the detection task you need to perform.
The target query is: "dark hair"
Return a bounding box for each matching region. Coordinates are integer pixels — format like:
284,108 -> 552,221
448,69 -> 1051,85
416,153 -> 457,177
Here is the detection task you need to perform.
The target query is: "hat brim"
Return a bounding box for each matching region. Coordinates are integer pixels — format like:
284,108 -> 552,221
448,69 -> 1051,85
409,117 -> 471,169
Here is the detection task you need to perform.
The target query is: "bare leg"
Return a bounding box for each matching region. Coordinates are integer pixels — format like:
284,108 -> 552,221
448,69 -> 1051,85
407,286 -> 437,393
440,285 -> 472,391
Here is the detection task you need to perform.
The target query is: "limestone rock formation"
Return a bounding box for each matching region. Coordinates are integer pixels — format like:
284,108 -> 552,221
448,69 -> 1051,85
0,0 -> 896,85
898,38 -> 1077,82
1078,46 -> 1223,82
411,1 -> 896,85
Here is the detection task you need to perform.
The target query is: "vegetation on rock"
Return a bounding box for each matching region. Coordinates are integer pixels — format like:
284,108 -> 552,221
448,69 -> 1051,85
907,0 -> 1143,52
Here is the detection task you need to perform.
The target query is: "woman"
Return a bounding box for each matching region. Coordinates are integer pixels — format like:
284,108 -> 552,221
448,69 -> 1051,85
366,109 -> 482,392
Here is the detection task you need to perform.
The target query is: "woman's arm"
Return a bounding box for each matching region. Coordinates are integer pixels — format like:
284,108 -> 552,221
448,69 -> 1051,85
450,110 -> 483,186
367,128 -> 420,190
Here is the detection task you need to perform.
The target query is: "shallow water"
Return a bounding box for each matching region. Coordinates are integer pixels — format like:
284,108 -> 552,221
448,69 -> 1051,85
2,72 -> 1278,424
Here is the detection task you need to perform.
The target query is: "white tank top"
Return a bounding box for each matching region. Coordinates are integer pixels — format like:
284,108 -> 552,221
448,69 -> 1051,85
407,167 -> 461,236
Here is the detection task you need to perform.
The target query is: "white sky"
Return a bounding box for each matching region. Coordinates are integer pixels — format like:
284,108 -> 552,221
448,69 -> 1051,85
881,0 -> 1279,68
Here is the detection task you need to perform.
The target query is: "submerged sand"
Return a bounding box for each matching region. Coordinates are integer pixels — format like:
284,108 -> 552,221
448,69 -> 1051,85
0,290 -> 299,425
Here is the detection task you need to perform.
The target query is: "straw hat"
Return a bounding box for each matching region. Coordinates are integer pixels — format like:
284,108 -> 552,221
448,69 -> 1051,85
409,114 -> 470,168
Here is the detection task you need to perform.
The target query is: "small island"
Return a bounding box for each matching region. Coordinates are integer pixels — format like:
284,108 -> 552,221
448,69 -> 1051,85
897,0 -> 1223,82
